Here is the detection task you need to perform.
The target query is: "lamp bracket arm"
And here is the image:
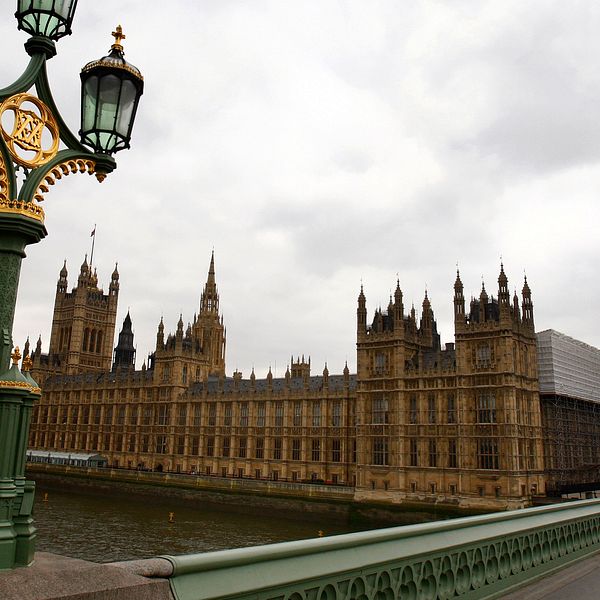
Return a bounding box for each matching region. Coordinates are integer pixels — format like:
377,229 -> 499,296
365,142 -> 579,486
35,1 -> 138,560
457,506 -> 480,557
0,53 -> 46,101
18,149 -> 116,204
35,63 -> 87,153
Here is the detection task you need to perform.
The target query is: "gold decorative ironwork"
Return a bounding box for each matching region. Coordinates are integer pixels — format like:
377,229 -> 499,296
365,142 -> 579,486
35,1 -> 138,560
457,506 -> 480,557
0,147 -> 9,203
111,24 -> 126,51
0,197 -> 45,222
0,94 -> 60,169
22,356 -> 33,372
33,158 -> 99,203
0,380 -> 32,390
11,346 -> 21,365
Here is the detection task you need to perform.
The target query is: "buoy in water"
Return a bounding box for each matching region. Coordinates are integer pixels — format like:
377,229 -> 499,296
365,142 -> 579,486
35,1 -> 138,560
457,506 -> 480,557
168,512 -> 175,523
318,530 -> 324,537
43,493 -> 48,502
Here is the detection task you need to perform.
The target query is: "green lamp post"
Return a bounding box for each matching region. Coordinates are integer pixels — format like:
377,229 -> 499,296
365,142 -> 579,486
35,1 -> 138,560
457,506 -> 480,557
0,1 -> 143,569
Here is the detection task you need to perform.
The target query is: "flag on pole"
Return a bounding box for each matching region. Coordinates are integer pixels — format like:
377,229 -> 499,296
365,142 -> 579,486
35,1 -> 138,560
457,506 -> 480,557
91,226 -> 96,237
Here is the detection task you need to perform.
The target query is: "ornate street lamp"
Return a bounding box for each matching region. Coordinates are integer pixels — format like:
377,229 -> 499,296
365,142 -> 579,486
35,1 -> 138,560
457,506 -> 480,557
0,4 -> 143,570
80,26 -> 144,154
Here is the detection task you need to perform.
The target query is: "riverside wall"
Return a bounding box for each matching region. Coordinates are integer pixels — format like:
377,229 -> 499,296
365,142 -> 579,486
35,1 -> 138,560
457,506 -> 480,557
26,463 -> 487,524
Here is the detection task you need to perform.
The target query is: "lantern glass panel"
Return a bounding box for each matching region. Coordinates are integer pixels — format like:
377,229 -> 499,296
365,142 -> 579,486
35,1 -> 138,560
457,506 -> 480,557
116,80 -> 137,137
17,0 -> 77,39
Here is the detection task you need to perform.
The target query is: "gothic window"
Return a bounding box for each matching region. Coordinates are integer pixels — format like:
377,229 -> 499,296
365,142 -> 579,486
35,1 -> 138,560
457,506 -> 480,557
409,438 -> 418,466
292,439 -> 301,460
239,403 -> 248,427
95,330 -> 102,354
177,405 -> 187,426
476,343 -> 492,366
128,435 -> 136,452
427,393 -> 436,424
142,406 -> 152,425
238,437 -> 247,458
447,393 -> 456,424
375,352 -> 387,375
409,395 -> 418,424
372,438 -> 388,465
89,330 -> 96,354
182,365 -> 188,385
429,439 -> 437,467
293,401 -> 302,427
448,439 -> 458,468
477,392 -> 496,423
274,402 -> 284,427
93,406 -> 101,425
157,404 -> 169,426
224,404 -> 232,426
191,436 -> 200,455
255,437 -> 264,459
176,436 -> 185,455
372,395 -> 389,424
331,439 -> 341,462
83,328 -> 89,352
193,404 -> 202,426
156,435 -> 168,454
208,404 -> 216,426
256,403 -> 265,427
312,401 -> 321,427
311,439 -> 321,462
206,437 -> 215,457
117,406 -> 125,425
478,438 -> 499,469
141,435 -> 149,453
332,401 -> 342,426
273,438 -> 282,460
222,437 -> 230,457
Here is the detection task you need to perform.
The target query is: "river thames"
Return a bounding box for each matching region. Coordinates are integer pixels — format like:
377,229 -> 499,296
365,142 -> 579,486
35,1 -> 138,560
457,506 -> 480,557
33,488 -> 375,562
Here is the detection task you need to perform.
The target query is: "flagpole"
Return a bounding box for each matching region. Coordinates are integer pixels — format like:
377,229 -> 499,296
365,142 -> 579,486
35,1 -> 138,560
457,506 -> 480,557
90,224 -> 96,269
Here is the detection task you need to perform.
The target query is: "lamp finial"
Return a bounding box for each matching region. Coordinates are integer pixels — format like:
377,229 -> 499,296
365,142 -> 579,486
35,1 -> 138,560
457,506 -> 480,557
111,24 -> 126,51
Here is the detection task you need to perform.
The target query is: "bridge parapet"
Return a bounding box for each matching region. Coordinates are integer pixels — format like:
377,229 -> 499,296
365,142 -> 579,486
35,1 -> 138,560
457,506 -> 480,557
161,499 -> 600,600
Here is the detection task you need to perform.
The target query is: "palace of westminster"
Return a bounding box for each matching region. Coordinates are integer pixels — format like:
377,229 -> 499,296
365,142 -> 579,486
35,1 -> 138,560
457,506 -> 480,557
24,251 -> 600,510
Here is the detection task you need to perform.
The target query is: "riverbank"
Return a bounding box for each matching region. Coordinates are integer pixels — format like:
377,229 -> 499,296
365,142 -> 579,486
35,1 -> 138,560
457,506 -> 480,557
27,463 -> 489,526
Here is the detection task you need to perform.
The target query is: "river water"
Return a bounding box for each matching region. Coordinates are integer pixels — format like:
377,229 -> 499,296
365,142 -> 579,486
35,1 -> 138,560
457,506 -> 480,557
32,487 -> 375,563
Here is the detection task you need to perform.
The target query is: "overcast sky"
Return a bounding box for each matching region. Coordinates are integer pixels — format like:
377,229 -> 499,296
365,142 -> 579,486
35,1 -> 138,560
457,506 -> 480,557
4,1 -> 600,378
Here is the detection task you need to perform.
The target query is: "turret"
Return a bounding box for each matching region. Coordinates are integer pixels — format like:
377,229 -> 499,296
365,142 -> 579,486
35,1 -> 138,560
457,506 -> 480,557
77,254 -> 90,287
454,269 -> 465,322
498,262 -> 510,309
156,317 -> 164,350
512,290 -> 521,322
479,282 -> 488,322
522,276 -> 534,327
109,262 -> 119,296
394,279 -> 403,323
112,311 -> 136,371
322,362 -> 329,387
57,260 -> 68,293
357,284 -> 367,334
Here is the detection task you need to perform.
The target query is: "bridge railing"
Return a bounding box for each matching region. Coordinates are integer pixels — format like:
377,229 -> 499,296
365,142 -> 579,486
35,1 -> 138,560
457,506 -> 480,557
161,498 -> 600,600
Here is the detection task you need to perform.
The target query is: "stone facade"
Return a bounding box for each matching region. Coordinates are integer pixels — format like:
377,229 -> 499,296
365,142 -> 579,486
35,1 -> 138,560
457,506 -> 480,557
27,257 -> 545,510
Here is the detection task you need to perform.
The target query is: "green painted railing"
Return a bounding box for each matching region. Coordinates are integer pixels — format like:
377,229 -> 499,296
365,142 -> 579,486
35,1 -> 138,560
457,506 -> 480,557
161,499 -> 600,600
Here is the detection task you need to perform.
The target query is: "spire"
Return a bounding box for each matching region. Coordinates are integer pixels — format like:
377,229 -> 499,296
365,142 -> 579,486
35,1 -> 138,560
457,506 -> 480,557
357,283 -> 367,334
454,268 -> 465,322
156,317 -> 164,350
78,254 -> 91,287
498,262 -> 510,308
522,275 -> 534,326
112,311 -> 136,372
479,281 -> 488,322
57,259 -> 68,293
200,251 -> 219,315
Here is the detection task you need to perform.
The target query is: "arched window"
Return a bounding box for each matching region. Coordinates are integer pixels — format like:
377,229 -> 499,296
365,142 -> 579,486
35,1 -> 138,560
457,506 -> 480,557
89,330 -> 96,353
96,330 -> 103,354
182,365 -> 188,385
83,328 -> 89,352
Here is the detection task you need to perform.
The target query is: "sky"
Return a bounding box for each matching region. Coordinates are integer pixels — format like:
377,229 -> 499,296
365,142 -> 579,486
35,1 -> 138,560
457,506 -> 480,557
4,1 -> 600,378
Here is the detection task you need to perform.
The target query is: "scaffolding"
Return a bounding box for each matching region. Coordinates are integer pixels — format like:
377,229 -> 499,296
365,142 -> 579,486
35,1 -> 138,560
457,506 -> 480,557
538,330 -> 600,493
537,329 -> 600,403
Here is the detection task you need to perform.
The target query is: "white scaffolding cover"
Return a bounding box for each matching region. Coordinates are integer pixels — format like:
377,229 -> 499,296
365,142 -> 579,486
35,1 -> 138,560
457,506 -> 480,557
537,329 -> 600,403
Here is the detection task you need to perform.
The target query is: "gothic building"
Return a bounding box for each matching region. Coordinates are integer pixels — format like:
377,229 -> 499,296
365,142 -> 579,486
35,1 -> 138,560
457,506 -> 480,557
29,256 -> 119,380
27,258 -> 546,510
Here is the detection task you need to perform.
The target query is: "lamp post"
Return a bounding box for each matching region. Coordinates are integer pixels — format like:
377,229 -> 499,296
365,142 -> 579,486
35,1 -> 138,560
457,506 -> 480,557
0,1 -> 143,569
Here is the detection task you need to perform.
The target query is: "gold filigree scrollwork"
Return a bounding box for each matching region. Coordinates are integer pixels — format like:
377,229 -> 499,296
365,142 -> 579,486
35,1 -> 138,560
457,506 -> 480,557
0,148 -> 9,203
0,93 -> 60,169
33,158 -> 98,203
0,198 -> 45,222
